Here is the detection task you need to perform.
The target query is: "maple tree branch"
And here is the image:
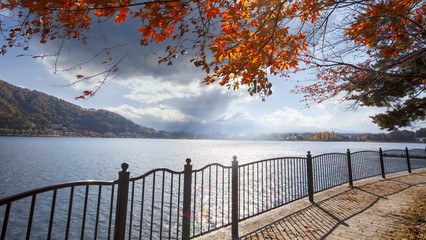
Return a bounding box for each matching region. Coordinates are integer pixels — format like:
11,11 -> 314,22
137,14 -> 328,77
308,50 -> 426,83
250,2 -> 286,40
42,0 -> 182,12
355,0 -> 424,30
51,37 -> 140,74
231,3 -> 284,78
62,43 -> 132,95
53,36 -> 66,74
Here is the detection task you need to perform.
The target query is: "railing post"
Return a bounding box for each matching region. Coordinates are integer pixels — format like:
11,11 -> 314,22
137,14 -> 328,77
405,147 -> 412,173
114,163 -> 130,240
306,152 -> 314,203
346,149 -> 354,188
379,148 -> 386,178
182,158 -> 192,240
231,156 -> 239,240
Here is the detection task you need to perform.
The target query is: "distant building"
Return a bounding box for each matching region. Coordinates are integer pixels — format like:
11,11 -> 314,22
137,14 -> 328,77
105,132 -> 115,137
158,130 -> 167,137
119,131 -> 132,136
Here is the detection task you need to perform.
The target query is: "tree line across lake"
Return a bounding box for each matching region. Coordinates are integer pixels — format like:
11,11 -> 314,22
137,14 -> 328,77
255,130 -> 426,143
308,130 -> 426,143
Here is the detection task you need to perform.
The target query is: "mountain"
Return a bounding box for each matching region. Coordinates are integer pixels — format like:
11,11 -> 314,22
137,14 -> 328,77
0,79 -> 157,137
180,112 -> 272,137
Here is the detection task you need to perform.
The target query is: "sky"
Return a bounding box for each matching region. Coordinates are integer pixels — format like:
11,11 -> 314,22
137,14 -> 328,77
0,13 -> 420,135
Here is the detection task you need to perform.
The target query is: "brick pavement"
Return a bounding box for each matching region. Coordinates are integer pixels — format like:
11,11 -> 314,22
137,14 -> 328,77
198,169 -> 426,240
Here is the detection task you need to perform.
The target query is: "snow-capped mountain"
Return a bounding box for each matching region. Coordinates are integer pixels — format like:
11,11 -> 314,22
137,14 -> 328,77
187,112 -> 271,136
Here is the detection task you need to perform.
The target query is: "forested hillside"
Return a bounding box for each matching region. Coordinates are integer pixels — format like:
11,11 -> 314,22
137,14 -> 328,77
0,79 -> 157,137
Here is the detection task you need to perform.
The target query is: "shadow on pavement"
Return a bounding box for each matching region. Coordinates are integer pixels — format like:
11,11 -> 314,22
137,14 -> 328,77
240,172 -> 426,240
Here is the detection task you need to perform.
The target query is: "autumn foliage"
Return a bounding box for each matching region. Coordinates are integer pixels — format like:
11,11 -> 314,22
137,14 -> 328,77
1,0 -> 425,129
1,0 -> 339,95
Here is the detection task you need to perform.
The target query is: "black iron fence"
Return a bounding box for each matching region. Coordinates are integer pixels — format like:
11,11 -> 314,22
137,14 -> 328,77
1,147 -> 425,240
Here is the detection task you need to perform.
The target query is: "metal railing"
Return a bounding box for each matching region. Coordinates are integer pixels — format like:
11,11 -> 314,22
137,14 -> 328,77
1,147 -> 425,239
0,180 -> 118,240
238,157 -> 308,221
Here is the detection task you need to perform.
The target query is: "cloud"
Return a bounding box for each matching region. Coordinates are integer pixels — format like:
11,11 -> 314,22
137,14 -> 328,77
104,104 -> 192,123
35,18 -> 205,84
259,106 -> 331,129
162,85 -> 253,119
259,101 -> 385,133
103,79 -> 254,130
122,77 -> 203,104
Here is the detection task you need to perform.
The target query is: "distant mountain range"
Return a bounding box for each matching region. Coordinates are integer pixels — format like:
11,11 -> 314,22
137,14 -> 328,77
0,79 -> 157,137
185,112 -> 272,136
168,111 -> 340,137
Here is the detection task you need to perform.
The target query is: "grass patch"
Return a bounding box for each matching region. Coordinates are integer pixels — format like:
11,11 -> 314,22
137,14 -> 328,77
394,197 -> 425,240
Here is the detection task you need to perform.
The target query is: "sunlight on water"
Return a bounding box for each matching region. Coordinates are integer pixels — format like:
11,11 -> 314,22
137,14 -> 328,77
0,137 -> 424,198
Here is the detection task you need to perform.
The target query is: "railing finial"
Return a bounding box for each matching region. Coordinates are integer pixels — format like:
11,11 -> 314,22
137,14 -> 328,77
185,158 -> 191,165
121,162 -> 129,171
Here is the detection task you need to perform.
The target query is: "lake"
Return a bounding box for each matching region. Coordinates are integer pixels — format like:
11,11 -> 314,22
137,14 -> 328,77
0,136 -> 424,199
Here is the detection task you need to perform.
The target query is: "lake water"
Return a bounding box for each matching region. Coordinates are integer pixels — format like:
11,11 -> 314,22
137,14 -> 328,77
0,136 -> 424,198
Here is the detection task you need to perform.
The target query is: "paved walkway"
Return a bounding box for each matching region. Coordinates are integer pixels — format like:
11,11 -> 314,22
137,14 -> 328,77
199,169 -> 426,240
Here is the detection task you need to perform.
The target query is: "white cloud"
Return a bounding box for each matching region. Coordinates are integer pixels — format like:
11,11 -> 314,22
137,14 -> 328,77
259,106 -> 330,129
104,104 -> 193,123
121,77 -> 204,104
259,101 -> 385,132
